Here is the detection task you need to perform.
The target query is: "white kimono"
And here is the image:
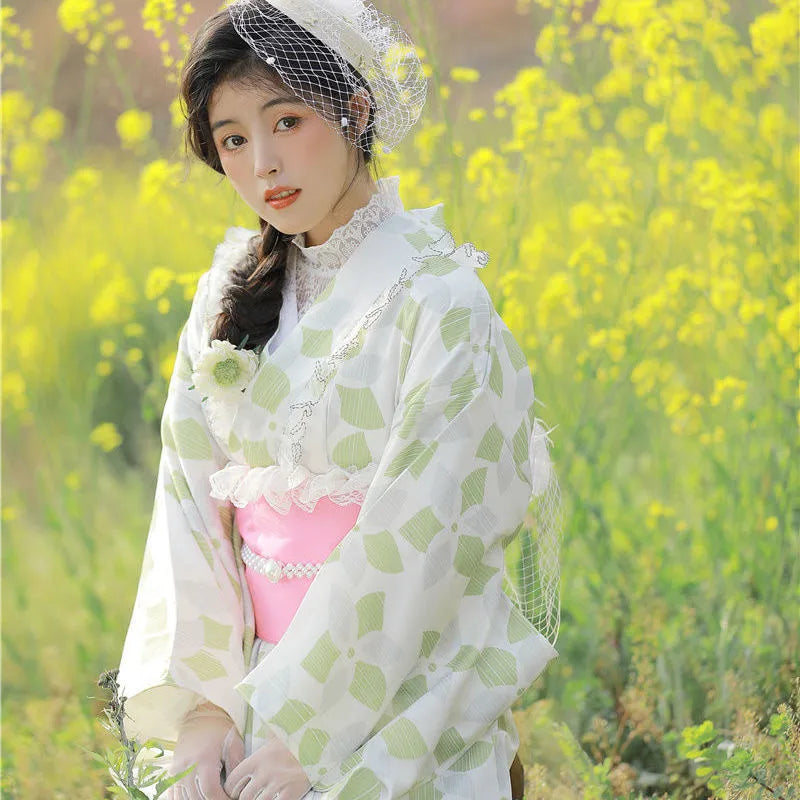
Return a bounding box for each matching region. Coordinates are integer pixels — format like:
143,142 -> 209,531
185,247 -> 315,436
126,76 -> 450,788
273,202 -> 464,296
117,175 -> 562,799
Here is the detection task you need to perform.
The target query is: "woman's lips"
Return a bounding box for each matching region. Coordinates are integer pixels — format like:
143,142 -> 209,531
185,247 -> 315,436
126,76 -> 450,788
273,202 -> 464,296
266,189 -> 301,209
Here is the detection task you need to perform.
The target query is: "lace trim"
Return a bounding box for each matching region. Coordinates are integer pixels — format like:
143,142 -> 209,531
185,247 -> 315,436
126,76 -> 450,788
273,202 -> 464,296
209,461 -> 377,514
290,175 -> 404,317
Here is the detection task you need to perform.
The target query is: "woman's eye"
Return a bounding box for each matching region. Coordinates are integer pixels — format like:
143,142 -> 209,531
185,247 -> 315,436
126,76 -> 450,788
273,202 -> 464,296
221,134 -> 245,151
219,117 -> 300,151
276,116 -> 300,131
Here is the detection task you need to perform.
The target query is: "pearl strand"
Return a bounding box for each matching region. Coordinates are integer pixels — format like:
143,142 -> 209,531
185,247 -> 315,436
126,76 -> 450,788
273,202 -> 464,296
240,541 -> 322,583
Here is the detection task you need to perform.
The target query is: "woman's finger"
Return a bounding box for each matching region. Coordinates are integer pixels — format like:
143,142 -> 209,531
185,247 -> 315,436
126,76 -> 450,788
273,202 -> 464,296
223,760 -> 255,798
239,778 -> 273,800
222,726 -> 245,775
225,770 -> 254,799
197,764 -> 231,800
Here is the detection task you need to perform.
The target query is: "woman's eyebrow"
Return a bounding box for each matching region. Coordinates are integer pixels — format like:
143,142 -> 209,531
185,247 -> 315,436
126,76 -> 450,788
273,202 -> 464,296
211,95 -> 303,132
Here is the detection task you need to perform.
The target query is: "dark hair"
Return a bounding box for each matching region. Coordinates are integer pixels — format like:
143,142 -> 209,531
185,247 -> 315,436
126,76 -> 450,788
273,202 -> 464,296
179,6 -> 380,351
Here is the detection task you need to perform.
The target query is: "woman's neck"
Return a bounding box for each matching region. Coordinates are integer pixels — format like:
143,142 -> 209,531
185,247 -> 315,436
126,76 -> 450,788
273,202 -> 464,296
303,174 -> 378,248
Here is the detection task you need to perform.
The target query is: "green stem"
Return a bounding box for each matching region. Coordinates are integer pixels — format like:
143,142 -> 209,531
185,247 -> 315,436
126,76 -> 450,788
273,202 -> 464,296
105,44 -> 137,109
76,58 -> 98,154
41,34 -> 67,109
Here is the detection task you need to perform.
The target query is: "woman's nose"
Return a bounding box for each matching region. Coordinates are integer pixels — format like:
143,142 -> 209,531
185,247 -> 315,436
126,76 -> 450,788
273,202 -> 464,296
253,141 -> 279,179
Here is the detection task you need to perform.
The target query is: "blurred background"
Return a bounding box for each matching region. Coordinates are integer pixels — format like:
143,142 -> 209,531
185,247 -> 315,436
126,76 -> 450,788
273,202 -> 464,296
1,0 -> 798,797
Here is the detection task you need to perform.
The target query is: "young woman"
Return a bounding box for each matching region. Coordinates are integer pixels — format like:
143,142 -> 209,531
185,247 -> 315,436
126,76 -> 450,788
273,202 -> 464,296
116,1 -> 562,798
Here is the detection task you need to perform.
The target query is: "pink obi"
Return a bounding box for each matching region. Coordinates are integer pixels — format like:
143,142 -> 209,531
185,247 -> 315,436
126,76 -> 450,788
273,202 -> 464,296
234,495 -> 361,644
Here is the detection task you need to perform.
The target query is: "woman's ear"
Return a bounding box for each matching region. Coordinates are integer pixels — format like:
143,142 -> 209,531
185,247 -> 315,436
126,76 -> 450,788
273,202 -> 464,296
347,90 -> 371,138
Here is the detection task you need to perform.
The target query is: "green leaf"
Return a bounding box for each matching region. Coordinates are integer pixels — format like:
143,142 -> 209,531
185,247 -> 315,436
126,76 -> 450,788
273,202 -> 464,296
336,385 -> 385,429
381,718 -> 428,759
154,765 -> 196,794
349,661 -> 387,711
251,363 -> 290,411
363,530 -> 404,573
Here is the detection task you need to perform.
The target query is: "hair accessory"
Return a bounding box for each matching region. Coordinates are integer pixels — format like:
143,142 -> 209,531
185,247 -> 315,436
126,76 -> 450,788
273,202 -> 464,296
226,0 -> 427,154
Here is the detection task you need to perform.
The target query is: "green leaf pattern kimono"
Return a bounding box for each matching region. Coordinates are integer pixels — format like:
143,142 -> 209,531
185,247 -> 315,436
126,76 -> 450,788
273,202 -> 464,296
117,197 -> 562,799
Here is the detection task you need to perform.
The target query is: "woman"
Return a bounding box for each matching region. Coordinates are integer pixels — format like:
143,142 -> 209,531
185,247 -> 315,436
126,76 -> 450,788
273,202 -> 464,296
116,1 -> 562,798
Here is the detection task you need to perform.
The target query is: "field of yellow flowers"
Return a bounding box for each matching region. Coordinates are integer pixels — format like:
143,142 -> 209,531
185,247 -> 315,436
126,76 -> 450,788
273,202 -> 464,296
1,0 -> 798,797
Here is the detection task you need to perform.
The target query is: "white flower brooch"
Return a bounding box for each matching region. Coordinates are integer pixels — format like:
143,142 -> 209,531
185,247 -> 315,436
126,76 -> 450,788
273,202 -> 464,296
190,338 -> 260,404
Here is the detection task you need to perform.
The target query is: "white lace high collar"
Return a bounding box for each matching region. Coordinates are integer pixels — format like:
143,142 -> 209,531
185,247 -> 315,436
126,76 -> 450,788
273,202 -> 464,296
289,175 -> 404,272
287,175 -> 404,318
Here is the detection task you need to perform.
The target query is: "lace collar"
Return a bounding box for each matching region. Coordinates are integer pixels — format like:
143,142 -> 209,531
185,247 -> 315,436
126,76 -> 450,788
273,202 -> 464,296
289,175 -> 404,273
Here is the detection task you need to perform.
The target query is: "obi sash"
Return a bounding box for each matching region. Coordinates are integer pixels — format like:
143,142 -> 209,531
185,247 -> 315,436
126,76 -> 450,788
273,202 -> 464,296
235,496 -> 361,643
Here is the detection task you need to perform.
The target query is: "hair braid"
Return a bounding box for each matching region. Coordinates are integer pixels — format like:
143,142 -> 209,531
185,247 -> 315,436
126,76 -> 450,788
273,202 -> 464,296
209,220 -> 292,350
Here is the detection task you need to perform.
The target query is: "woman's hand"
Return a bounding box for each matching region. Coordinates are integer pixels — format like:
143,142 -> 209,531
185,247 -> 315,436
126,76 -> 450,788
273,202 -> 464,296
166,707 -> 245,800
223,730 -> 311,800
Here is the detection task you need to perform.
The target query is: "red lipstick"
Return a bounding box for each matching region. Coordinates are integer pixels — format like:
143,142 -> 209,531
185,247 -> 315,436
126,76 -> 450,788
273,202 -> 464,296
265,186 -> 301,209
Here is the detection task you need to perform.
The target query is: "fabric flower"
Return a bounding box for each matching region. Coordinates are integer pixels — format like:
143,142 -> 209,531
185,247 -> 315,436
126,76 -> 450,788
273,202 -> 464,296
191,339 -> 259,403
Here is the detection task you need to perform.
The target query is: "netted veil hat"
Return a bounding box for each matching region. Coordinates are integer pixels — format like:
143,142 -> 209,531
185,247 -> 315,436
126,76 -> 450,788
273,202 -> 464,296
226,0 -> 428,154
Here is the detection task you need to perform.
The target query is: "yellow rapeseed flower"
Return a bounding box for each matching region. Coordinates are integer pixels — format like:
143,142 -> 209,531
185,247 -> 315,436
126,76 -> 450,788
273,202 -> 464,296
160,352 -> 176,382
61,167 -> 102,201
569,202 -> 604,233
10,141 -> 46,187
90,422 -> 122,452
96,360 -> 113,376
750,4 -> 799,84
465,147 -> 512,203
31,108 -> 65,142
57,0 -> 96,34
776,302 -> 799,351
1,506 -> 20,522
139,159 -> 182,204
169,97 -> 185,129
758,103 -> 788,148
1,91 -> 33,129
567,238 -> 607,277
765,516 -> 779,532
538,272 -> 580,326
615,107 -> 649,140
645,122 -> 668,155
146,266 -> 175,300
708,375 -> 747,406
65,471 -> 81,490
100,338 -> 116,357
710,277 -> 740,313
90,273 -> 136,325
124,322 -> 145,337
116,108 -> 153,147
450,67 -> 480,83
630,358 -> 660,396
88,31 -> 105,52
536,24 -> 558,64
157,297 -> 171,314
125,348 -> 144,365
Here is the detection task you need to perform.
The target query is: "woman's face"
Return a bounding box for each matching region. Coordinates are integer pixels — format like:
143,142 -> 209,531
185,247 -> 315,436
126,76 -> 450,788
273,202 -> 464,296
208,79 -> 372,247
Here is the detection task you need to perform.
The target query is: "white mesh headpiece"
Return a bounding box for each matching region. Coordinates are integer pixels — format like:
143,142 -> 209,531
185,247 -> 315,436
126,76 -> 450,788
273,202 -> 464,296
226,0 -> 428,155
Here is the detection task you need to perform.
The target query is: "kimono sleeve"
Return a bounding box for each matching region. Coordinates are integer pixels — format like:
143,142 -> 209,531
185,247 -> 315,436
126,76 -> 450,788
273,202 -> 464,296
235,273 -> 559,796
116,269 -> 249,748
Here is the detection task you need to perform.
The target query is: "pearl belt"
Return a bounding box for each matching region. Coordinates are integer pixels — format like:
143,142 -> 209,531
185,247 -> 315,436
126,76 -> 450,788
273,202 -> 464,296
240,541 -> 322,582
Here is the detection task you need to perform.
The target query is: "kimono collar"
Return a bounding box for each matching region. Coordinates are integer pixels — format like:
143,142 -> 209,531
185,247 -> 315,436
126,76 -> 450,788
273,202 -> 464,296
289,175 -> 404,272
